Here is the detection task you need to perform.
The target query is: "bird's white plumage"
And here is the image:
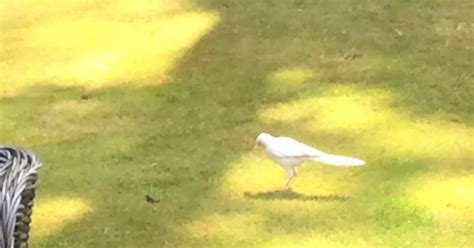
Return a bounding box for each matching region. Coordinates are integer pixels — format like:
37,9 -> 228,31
256,132 -> 365,189
264,136 -> 327,159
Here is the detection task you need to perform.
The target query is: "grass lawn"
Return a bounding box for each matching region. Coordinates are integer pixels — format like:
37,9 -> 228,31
1,0 -> 473,247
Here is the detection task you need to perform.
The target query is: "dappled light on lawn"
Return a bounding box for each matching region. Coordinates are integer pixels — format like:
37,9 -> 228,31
219,152 -> 361,198
408,174 -> 474,217
266,66 -> 316,91
219,154 -> 283,196
259,83 -> 473,158
404,174 -> 474,246
1,0 -> 473,247
1,0 -> 219,94
31,197 -> 93,238
259,85 -> 392,128
255,233 -> 369,248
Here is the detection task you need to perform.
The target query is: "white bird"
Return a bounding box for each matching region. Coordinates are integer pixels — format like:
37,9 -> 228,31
255,132 -> 365,190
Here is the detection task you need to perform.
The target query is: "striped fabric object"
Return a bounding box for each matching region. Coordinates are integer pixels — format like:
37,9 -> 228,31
0,145 -> 42,248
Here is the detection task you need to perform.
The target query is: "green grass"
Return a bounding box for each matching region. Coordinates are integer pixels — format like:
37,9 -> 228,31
1,0 -> 473,247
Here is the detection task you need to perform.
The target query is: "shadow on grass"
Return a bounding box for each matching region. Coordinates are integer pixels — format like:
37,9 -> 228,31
244,190 -> 350,202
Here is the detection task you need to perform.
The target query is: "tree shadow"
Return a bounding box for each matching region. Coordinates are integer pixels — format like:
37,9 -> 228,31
244,190 -> 350,202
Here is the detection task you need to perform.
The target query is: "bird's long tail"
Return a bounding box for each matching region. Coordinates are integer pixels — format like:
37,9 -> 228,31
313,154 -> 365,166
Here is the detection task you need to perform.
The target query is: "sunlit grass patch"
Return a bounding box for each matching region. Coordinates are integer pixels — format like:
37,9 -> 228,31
106,0 -> 191,16
220,154 -> 283,196
1,1 -> 219,94
31,197 -> 93,238
219,149 -> 363,197
259,83 -> 473,159
408,174 -> 474,216
255,232 -> 371,248
407,174 -> 474,246
412,173 -> 474,247
362,118 -> 473,158
259,85 -> 393,131
266,66 -> 316,90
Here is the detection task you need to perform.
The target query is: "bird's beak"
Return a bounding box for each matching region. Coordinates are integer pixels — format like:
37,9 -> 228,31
252,142 -> 258,150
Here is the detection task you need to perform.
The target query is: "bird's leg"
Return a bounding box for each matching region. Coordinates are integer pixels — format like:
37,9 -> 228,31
282,175 -> 294,190
293,167 -> 299,176
282,166 -> 296,190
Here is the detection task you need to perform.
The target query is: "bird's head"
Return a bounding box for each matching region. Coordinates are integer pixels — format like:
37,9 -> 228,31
254,132 -> 273,149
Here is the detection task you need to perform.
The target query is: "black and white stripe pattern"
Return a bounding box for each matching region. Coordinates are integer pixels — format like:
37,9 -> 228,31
0,145 -> 42,248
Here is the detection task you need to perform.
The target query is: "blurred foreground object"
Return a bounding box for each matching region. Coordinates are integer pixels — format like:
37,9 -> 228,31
1,145 -> 42,248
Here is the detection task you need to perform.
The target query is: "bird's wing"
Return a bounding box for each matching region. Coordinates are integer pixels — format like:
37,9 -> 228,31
269,136 -> 327,158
